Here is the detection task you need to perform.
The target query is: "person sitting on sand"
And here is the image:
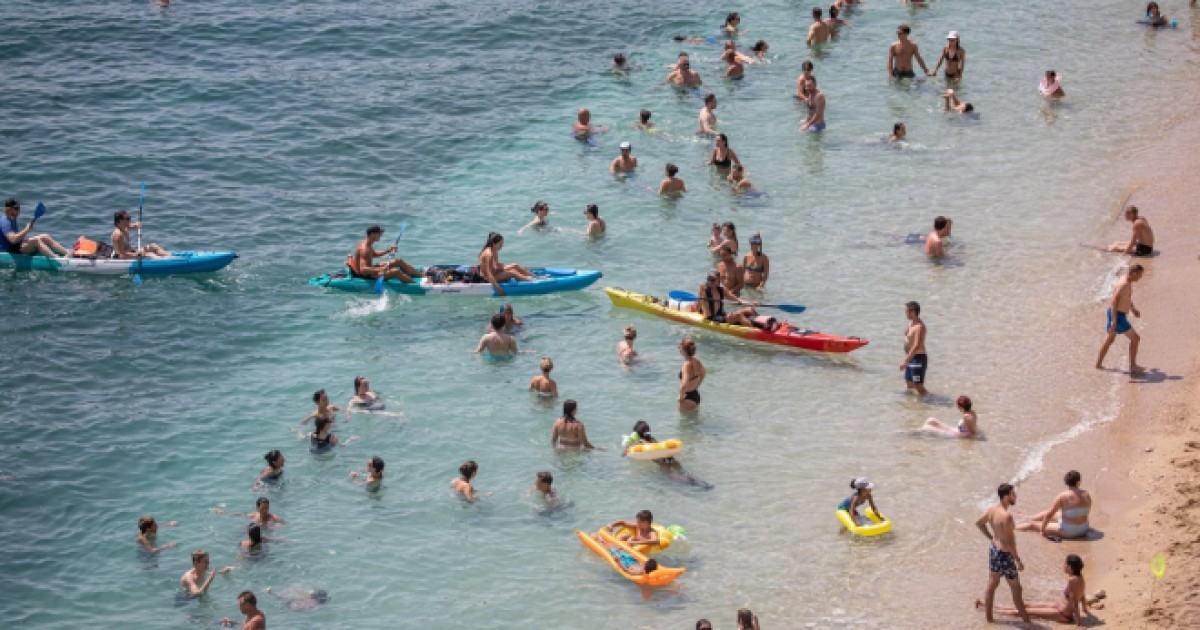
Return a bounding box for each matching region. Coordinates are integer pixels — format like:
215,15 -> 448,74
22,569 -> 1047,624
658,163 -> 688,196
551,399 -> 603,451
1039,70 -> 1065,98
349,224 -> 423,283
941,89 -> 974,113
924,215 -> 952,258
888,122 -> 907,144
1108,205 -> 1154,256
1016,470 -> 1093,540
1,199 -> 69,258
349,456 -> 385,490
529,356 -> 558,397
478,232 -> 535,296
975,554 -> 1101,625
617,325 -> 638,365
610,142 -> 638,173
607,509 -> 659,547
591,531 -> 658,576
923,395 -> 979,438
137,515 -> 179,553
451,460 -> 482,501
476,313 -> 518,359
838,477 -> 882,526
112,210 -> 170,259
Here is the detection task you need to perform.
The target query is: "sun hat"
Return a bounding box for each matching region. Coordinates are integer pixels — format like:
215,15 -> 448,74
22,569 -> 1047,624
946,31 -> 959,39
619,141 -> 631,150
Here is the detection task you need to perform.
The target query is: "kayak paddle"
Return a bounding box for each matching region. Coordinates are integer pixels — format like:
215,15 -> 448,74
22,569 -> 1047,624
133,182 -> 145,287
668,290 -> 806,314
30,202 -> 46,226
374,221 -> 408,294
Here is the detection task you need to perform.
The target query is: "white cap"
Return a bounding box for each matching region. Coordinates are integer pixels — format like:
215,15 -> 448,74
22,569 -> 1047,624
852,477 -> 875,490
947,31 -> 959,39
619,141 -> 631,150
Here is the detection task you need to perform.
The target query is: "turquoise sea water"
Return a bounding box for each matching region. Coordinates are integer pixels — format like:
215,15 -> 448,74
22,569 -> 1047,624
3,1 -> 1199,627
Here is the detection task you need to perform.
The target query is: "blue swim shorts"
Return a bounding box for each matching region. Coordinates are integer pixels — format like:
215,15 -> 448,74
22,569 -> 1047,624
1106,308 -> 1132,334
807,122 -> 827,132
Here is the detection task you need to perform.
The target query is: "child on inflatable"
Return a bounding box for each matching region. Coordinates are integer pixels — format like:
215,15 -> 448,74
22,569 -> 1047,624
591,532 -> 659,576
607,510 -> 659,547
838,478 -> 882,526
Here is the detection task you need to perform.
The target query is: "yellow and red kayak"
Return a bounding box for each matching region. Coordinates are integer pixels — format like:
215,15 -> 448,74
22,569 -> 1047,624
575,529 -> 686,586
605,287 -> 868,353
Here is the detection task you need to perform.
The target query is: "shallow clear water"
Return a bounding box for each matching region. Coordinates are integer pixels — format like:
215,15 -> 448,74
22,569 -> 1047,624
2,1 -> 1199,627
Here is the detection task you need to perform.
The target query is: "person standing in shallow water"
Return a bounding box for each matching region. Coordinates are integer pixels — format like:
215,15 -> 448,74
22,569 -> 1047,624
975,484 -> 1031,624
901,301 -> 928,395
1095,264 -> 1145,374
678,337 -> 705,411
888,24 -> 929,79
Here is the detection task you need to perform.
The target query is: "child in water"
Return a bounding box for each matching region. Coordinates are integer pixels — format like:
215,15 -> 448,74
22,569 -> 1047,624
591,533 -> 658,576
838,477 -> 882,526
529,357 -> 558,397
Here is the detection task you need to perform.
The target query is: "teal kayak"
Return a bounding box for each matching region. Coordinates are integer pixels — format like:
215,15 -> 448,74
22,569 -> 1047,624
308,265 -> 602,296
0,251 -> 238,275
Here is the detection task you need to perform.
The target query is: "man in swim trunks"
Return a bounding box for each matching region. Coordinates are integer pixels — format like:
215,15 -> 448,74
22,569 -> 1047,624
665,57 -> 702,88
900,301 -> 928,395
806,7 -> 832,46
1,199 -> 69,258
476,313 -> 517,359
351,225 -> 422,283
800,78 -> 826,132
924,216 -> 952,258
887,24 -> 929,79
1107,205 -> 1154,257
1095,264 -> 1144,374
610,142 -> 638,173
698,269 -> 757,326
975,484 -> 1031,624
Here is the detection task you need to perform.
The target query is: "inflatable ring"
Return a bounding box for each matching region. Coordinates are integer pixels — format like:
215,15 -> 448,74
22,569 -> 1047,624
837,508 -> 892,537
613,522 -> 674,553
626,439 -> 683,461
575,529 -> 686,587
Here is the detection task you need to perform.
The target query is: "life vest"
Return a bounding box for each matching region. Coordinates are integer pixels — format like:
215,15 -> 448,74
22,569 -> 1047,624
72,236 -> 113,259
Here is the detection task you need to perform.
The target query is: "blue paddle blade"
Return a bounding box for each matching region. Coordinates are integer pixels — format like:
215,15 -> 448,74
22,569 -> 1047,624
669,290 -> 698,302
774,304 -> 806,314
33,202 -> 45,220
374,276 -> 385,294
133,274 -> 143,287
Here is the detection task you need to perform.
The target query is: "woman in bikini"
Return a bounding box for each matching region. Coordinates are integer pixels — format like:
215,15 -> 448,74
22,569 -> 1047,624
742,232 -> 770,291
451,460 -> 481,501
529,356 -> 558,398
617,326 -> 638,365
253,450 -> 286,490
550,399 -> 603,450
707,133 -> 741,171
1016,470 -> 1092,540
347,377 -> 384,411
977,554 -> 1095,625
301,389 -> 339,425
677,337 -> 705,411
518,201 -> 553,235
922,395 -> 979,438
478,232 -> 534,296
929,31 -> 965,82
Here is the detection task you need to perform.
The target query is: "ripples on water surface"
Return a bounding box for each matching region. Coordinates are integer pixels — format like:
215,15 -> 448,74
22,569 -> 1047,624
2,0 -> 1199,627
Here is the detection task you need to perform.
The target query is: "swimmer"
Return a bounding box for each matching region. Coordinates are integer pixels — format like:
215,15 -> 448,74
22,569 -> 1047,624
929,31 -> 965,81
718,221 -> 739,255
347,376 -> 384,411
213,496 -> 286,526
591,532 -> 658,576
518,201 -> 552,235
888,24 -> 929,79
837,477 -> 882,526
636,109 -> 655,131
572,108 -> 608,139
253,450 -> 285,490
728,163 -> 754,192
625,420 -> 712,488
606,509 -> 659,547
1095,264 -> 1144,374
1039,70 -> 1065,98
529,356 -> 559,397
180,549 -> 234,598
1016,470 -> 1093,540
677,337 -> 705,411
826,5 -> 851,31
610,142 -> 638,173
301,389 -> 339,425
136,515 -> 179,553
349,456 -> 385,489
240,524 -> 279,551
526,470 -> 559,503
737,609 -> 761,630
479,232 -> 535,296
1107,205 -> 1154,256
901,301 -> 929,395
924,215 -> 952,258
922,395 -> 979,438
698,93 -> 718,136
707,222 -> 728,254
665,57 -> 702,88
451,460 -> 484,501
489,303 -> 524,333
657,163 -> 688,196
722,49 -> 745,79
745,40 -> 770,63
266,586 -> 330,611
941,88 -> 974,113
742,233 -> 769,291
800,78 -> 826,132
302,414 -> 342,450
219,590 -> 265,630
888,122 -> 907,143
722,11 -> 742,36
617,325 -> 638,365
551,399 -> 603,451
807,7 -> 832,46
796,60 -> 816,101
717,245 -> 746,296
1145,2 -> 1170,27
611,52 -> 640,72
975,554 -> 1094,625
708,133 -> 740,170
476,313 -> 518,359
582,204 -> 605,237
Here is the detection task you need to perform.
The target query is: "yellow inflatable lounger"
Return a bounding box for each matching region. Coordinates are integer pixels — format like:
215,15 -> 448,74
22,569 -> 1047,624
575,529 -> 686,587
612,522 -> 674,553
626,439 -> 683,461
837,508 -> 892,537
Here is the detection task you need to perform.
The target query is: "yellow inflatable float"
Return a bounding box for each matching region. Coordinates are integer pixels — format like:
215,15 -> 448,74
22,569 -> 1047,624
611,522 -> 678,553
837,508 -> 892,537
575,528 -> 686,587
625,438 -> 683,461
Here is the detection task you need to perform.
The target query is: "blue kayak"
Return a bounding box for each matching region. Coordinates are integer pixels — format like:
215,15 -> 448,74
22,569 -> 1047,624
308,265 -> 602,296
0,251 -> 238,275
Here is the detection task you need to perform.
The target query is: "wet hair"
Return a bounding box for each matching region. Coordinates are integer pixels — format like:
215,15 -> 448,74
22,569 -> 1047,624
636,509 -> 653,523
633,420 -> 654,442
113,210 -> 130,226
4,199 -> 18,210
665,163 -> 679,177
539,356 -> 554,373
737,609 -> 755,627
1066,554 -> 1084,576
1146,2 -> 1160,14
639,109 -> 652,123
585,204 -> 599,218
1126,205 -> 1139,217
256,496 -> 270,508
644,559 -> 659,573
312,389 -> 325,404
531,200 -> 548,214
561,399 -> 578,421
138,515 -> 156,533
311,590 -> 330,604
613,53 -> 626,65
354,376 -> 367,392
1064,470 -> 1082,487
191,549 -> 209,563
802,60 -> 814,72
704,93 -> 716,105
264,450 -> 283,467
829,5 -> 839,19
724,11 -> 739,26
906,301 -> 921,316
679,337 -> 697,356
459,460 -> 478,480
715,132 -> 729,147
956,395 -> 973,412
697,621 -> 713,630
963,103 -> 974,113
934,216 -> 948,231
537,471 -> 553,485
751,40 -> 768,53
894,122 -> 905,134
370,456 -> 385,473
812,7 -> 822,19
623,325 -> 637,341
238,590 -> 257,607
997,483 -> 1015,500
480,232 -> 503,255
247,524 -> 263,545
1046,70 -> 1057,79
490,313 -> 507,330
898,24 -> 912,35
314,415 -> 330,434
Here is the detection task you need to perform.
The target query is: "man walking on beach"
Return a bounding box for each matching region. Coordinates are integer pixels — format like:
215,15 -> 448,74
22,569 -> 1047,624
900,301 -> 928,395
975,484 -> 1031,624
1095,264 -> 1144,374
